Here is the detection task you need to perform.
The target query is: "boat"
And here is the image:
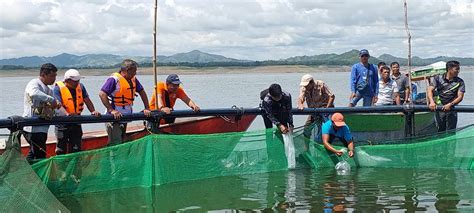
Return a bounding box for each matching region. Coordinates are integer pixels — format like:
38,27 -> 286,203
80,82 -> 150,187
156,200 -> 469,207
337,62 -> 448,142
0,114 -> 256,158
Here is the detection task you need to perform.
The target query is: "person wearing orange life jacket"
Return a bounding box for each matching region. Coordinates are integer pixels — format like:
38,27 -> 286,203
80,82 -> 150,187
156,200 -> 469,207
53,69 -> 101,155
149,74 -> 200,125
99,59 -> 151,146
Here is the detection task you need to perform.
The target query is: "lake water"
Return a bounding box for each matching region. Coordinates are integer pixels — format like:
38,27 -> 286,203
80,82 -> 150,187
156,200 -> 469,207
1,68 -> 473,212
1,67 -> 473,134
58,168 -> 474,212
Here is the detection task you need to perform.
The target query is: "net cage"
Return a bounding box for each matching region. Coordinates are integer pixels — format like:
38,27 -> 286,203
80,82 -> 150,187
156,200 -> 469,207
1,124 -> 473,211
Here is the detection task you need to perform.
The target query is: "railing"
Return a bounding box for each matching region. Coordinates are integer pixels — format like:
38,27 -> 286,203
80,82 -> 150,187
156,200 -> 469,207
1,105 -> 474,136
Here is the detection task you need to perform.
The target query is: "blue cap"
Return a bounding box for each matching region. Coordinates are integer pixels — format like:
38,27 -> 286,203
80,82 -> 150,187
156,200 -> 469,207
166,74 -> 182,85
359,49 -> 370,57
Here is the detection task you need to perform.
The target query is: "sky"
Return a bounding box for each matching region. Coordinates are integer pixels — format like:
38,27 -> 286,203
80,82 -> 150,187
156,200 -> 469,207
0,0 -> 473,60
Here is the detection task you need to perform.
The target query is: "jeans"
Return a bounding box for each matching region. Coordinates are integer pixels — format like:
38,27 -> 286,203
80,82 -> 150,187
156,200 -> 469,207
350,91 -> 373,106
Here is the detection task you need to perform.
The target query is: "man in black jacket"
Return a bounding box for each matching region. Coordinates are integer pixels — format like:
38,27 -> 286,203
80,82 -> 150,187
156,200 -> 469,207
261,84 -> 294,133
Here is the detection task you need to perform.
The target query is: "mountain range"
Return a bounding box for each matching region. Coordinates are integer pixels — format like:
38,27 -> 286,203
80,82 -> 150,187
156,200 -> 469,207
1,50 -> 473,69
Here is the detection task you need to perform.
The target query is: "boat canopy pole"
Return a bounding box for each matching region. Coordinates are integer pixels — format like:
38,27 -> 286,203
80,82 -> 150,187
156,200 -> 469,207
1,105 -> 474,129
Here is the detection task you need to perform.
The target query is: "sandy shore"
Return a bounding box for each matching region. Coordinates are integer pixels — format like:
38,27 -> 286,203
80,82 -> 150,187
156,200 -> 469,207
0,65 -> 352,77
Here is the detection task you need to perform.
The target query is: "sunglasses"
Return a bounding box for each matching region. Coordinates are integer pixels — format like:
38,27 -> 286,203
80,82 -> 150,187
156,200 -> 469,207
360,55 -> 369,58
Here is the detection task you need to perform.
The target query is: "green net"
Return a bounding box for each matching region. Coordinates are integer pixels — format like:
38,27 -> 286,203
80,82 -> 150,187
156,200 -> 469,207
0,131 -> 69,213
304,125 -> 474,170
1,124 -> 473,210
31,128 -> 308,196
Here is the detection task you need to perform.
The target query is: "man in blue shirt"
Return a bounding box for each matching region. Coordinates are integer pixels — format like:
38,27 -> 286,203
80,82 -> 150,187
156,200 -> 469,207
321,113 -> 354,157
349,49 -> 379,107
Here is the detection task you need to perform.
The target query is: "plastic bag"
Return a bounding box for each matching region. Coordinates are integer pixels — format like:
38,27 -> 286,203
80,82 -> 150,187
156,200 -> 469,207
335,161 -> 351,175
282,131 -> 296,169
335,148 -> 351,175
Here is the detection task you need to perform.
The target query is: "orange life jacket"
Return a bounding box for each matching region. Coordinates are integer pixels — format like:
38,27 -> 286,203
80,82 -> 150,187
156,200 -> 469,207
111,72 -> 136,107
56,81 -> 84,114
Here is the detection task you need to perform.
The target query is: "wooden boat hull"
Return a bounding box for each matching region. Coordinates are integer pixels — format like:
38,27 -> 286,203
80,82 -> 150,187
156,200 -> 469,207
0,115 -> 256,158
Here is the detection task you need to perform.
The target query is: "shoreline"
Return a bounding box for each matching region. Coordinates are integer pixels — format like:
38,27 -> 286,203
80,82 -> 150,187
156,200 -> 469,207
0,65 -> 352,77
1,65 -> 472,77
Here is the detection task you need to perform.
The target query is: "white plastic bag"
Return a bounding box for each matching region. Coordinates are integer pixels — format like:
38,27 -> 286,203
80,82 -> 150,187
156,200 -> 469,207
282,131 -> 296,169
335,148 -> 351,175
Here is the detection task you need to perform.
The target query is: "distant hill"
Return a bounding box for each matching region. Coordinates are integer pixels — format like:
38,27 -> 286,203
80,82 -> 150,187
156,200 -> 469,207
0,50 -> 246,69
1,49 -> 473,69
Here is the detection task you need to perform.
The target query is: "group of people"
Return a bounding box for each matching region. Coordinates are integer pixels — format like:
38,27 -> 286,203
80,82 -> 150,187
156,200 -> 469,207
22,59 -> 199,163
21,49 -> 465,163
260,49 -> 465,158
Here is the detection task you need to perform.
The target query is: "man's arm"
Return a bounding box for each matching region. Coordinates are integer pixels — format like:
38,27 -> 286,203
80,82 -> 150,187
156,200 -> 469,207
322,134 -> 343,156
27,82 -> 56,104
181,95 -> 200,112
98,91 -> 113,113
262,99 -> 281,127
394,92 -> 401,105
297,87 -> 306,110
84,97 -> 100,116
138,90 -> 151,117
427,85 -> 436,111
349,66 -> 357,101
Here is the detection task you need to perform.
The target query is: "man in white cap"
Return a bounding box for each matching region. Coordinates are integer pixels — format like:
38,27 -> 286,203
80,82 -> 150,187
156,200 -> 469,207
53,69 -> 100,155
297,74 -> 335,150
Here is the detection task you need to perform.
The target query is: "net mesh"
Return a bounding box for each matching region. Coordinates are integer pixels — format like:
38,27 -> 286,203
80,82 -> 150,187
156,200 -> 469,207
0,131 -> 69,213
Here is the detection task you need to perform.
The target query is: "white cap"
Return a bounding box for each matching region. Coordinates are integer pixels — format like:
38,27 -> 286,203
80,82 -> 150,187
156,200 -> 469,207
300,74 -> 314,86
64,69 -> 82,81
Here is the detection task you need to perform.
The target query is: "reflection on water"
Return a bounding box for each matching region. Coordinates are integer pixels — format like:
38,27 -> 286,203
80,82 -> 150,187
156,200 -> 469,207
59,168 -> 474,212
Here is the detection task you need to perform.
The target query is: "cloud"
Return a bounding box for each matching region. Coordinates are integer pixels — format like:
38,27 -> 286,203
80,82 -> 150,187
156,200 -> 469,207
0,0 -> 472,60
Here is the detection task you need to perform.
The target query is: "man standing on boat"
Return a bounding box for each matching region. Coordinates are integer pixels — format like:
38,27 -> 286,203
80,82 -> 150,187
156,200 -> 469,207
149,74 -> 200,124
349,49 -> 379,107
321,113 -> 355,158
297,74 -> 335,150
53,69 -> 101,155
427,60 -> 465,132
375,66 -> 401,106
99,59 -> 152,145
390,62 -> 411,104
23,63 -> 61,163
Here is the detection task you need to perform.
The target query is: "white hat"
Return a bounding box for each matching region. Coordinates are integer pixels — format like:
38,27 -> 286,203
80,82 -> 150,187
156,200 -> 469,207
300,74 -> 314,86
64,69 -> 82,81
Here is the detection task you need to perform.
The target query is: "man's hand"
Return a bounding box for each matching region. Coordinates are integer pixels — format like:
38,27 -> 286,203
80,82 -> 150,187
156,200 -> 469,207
348,150 -> 354,158
372,96 -> 378,105
91,111 -> 101,117
279,125 -> 289,134
334,150 -> 344,156
66,112 -> 78,116
429,102 -> 436,111
349,92 -> 356,100
191,105 -> 200,112
110,109 -> 122,120
143,109 -> 152,117
297,103 -> 304,110
442,103 -> 453,112
161,107 -> 172,114
51,100 -> 62,109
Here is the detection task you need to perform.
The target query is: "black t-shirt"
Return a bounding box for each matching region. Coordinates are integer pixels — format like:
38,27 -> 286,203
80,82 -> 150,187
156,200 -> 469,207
430,74 -> 465,104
